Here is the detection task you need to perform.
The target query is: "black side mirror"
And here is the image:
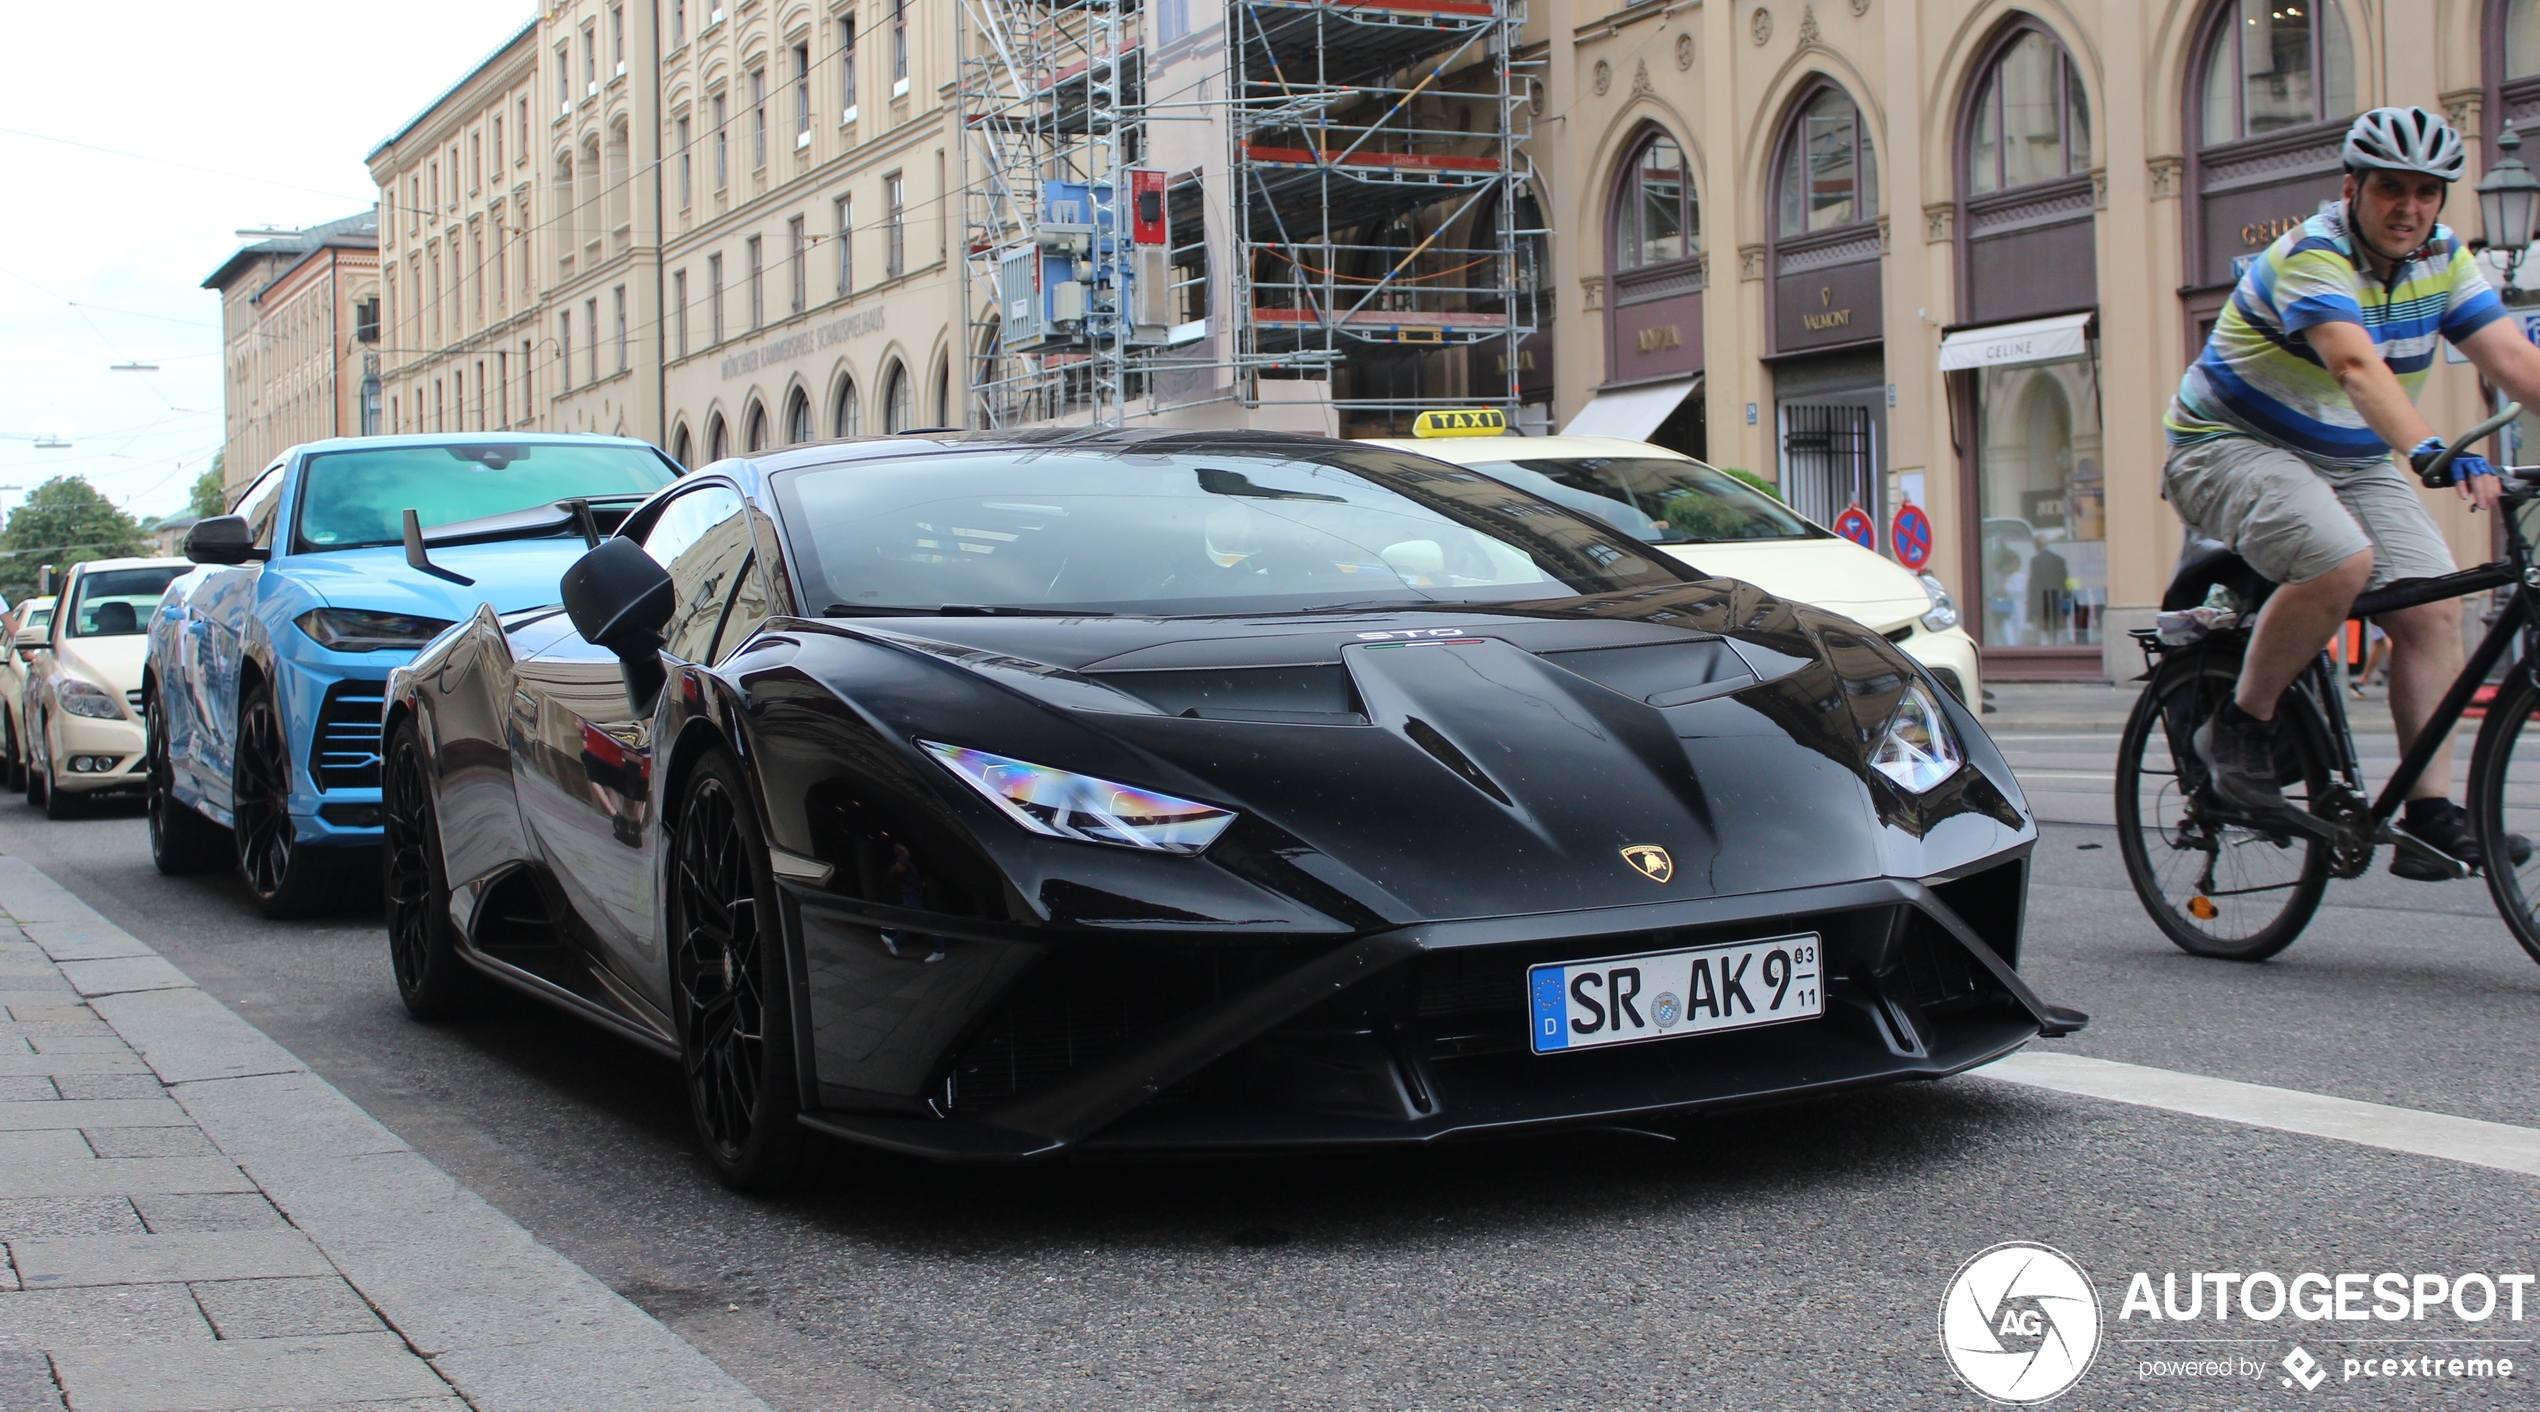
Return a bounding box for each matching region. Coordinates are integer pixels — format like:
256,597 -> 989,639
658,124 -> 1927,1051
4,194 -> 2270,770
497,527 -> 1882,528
184,516 -> 259,565
561,537 -> 675,713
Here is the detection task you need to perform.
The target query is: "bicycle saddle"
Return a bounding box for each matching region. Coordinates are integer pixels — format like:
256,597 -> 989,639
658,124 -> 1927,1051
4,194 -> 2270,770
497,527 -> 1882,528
2162,535 -> 2275,613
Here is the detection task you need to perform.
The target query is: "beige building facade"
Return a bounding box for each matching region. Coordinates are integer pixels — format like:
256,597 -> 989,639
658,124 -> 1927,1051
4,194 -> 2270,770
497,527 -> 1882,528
1535,0 -> 2530,680
203,215 -> 380,491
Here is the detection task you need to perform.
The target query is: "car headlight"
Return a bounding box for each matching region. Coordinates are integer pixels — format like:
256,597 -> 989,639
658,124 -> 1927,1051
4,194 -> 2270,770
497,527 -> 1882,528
1916,574 -> 1960,632
1868,681 -> 1963,794
296,608 -> 456,653
57,679 -> 123,720
920,741 -> 1236,854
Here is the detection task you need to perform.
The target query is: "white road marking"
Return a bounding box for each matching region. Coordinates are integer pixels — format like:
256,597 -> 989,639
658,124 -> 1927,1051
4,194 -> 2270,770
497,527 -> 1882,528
1979,1051 -> 2540,1180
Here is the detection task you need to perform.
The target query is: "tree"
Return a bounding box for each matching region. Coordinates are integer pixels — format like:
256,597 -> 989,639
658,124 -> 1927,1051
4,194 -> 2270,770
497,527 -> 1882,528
0,477 -> 151,601
187,454 -> 227,520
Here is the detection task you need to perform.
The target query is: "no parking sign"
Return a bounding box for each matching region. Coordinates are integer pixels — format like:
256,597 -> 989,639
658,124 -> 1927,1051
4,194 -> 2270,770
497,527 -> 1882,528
1891,501 -> 1933,571
1833,503 -> 1876,550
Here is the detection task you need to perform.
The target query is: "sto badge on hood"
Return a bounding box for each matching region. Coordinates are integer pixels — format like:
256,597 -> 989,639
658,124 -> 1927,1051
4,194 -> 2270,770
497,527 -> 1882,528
1620,844 -> 1674,883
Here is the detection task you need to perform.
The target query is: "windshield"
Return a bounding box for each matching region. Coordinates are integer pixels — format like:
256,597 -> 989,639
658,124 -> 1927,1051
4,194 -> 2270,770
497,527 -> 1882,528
293,443 -> 679,552
1465,457 -> 1821,544
67,568 -> 182,637
774,449 -> 1686,616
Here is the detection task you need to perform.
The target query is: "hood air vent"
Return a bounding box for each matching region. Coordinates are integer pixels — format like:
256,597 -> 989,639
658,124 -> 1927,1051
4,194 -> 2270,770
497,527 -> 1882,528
1401,716 -> 1512,805
1091,665 -> 1366,724
1540,637 -> 1755,707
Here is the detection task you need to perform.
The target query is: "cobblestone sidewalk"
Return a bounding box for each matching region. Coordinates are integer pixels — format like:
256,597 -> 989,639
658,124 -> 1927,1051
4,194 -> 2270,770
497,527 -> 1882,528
0,857 -> 775,1412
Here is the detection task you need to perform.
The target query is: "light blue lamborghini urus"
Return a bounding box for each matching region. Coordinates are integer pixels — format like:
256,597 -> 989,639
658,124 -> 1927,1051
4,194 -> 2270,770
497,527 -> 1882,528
146,433 -> 681,915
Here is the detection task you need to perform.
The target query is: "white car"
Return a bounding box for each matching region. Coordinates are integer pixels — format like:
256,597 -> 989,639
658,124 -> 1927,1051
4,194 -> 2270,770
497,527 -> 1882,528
0,595 -> 50,791
1369,432 -> 1981,702
21,558 -> 191,818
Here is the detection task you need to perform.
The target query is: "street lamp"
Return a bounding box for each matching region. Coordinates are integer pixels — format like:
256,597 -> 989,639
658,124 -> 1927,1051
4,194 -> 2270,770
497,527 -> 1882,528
2479,124 -> 2540,300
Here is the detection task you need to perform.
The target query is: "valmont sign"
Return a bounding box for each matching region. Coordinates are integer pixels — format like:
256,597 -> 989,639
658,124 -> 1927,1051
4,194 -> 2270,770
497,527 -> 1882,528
720,306 -> 888,381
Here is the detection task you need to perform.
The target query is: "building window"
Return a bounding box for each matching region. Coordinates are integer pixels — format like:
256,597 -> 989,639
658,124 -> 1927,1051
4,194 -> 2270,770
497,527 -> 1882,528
559,313 -> 573,391
1775,87 -> 1877,236
614,285 -> 628,372
788,216 -> 807,313
672,423 -> 692,467
834,375 -> 861,436
1613,132 -> 1696,270
709,253 -> 726,343
517,97 -> 530,153
752,69 -> 768,168
708,413 -> 729,461
714,94 -> 729,188
673,0 -> 685,44
795,43 -> 812,140
470,133 -> 482,192
497,350 -> 508,428
892,0 -> 909,91
842,18 -> 858,118
557,45 -> 571,113
521,339 -> 534,421
884,173 -> 905,278
354,298 -> 380,344
611,5 -> 625,72
747,235 -> 764,328
834,195 -> 855,297
2512,0 -> 2540,76
493,115 -> 503,171
746,400 -> 769,452
471,231 -> 484,319
678,115 -> 693,208
582,24 -> 597,93
786,388 -> 812,445
882,361 -> 911,432
674,269 -> 689,357
2199,0 -> 2354,145
1968,30 -> 2089,193
586,299 -> 599,383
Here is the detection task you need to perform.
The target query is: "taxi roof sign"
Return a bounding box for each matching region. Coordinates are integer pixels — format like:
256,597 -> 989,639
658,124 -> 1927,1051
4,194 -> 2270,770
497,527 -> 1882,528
1411,408 -> 1509,438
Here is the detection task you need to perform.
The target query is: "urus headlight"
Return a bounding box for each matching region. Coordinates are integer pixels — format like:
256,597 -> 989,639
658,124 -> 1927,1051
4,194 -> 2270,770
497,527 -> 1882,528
1917,574 -> 1960,632
921,741 -> 1236,854
1869,681 -> 1963,794
57,679 -> 123,720
296,608 -> 456,653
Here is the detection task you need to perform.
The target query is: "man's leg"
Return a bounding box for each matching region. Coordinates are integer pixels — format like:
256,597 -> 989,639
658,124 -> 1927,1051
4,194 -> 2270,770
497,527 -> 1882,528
2235,550 -> 2374,720
2376,597 -> 2463,801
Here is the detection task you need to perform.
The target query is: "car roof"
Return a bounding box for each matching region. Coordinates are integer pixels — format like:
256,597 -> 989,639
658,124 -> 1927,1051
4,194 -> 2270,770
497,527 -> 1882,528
1359,434 -> 1699,465
61,557 -> 193,576
277,430 -> 665,459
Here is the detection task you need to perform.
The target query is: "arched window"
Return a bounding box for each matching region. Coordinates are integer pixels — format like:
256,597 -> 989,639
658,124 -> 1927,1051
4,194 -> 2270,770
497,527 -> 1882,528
934,361 -> 950,427
882,361 -> 911,432
671,423 -> 693,468
744,399 -> 768,452
2513,0 -> 2540,78
834,375 -> 862,436
1613,133 -> 1697,271
785,387 -> 812,444
2491,1 -> 2540,160
1776,87 -> 1878,237
707,412 -> 729,462
1966,28 -> 2089,194
2198,0 -> 2354,145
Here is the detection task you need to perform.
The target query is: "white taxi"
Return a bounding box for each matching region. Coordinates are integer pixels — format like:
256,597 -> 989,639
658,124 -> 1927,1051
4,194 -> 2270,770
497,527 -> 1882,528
0,595 -> 52,791
1370,423 -> 1981,702
22,558 -> 191,818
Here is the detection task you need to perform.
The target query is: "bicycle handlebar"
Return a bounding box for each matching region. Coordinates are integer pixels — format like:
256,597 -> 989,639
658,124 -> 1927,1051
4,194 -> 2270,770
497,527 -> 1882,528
2419,401 -> 2523,487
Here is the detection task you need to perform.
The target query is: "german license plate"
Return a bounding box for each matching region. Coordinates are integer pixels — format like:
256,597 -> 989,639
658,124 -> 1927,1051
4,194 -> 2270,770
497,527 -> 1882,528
1528,933 -> 1823,1054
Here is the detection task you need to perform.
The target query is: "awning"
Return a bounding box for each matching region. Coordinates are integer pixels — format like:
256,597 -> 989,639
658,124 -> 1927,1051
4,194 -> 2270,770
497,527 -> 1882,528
1558,375 -> 1700,440
1936,311 -> 2094,372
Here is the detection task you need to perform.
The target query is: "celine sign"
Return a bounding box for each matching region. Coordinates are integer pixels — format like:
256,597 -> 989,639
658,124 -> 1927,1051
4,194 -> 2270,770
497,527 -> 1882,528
1936,311 -> 2094,372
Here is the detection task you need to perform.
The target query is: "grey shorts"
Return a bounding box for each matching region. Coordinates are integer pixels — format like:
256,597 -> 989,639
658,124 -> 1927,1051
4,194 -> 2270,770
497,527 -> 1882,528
2162,435 -> 2456,592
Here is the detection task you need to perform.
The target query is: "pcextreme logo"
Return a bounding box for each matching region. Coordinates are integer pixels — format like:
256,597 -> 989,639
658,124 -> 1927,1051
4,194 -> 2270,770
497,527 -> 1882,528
1940,1242 -> 2103,1404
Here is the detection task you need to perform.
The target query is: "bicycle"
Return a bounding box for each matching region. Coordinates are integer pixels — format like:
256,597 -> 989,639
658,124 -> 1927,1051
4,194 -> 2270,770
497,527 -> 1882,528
2116,403 -> 2540,967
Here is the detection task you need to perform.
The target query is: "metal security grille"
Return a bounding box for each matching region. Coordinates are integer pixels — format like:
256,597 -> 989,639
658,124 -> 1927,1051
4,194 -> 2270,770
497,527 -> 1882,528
1780,403 -> 1875,526
310,681 -> 387,792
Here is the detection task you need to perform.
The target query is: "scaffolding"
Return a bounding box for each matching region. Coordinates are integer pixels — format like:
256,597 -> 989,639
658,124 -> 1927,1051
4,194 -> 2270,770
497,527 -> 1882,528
956,0 -> 1538,434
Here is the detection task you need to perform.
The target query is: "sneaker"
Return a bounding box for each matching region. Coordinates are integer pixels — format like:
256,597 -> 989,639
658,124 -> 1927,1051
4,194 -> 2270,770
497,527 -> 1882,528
2190,708 -> 2289,815
2391,801 -> 2536,880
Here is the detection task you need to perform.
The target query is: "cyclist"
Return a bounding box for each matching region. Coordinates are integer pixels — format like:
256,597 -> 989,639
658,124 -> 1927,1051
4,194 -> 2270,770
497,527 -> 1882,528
2167,106 -> 2540,878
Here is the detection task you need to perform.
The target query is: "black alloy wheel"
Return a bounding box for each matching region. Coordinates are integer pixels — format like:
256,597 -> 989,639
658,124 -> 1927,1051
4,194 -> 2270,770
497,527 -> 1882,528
147,685 -> 229,874
232,682 -> 333,917
382,721 -> 485,1019
669,751 -> 803,1190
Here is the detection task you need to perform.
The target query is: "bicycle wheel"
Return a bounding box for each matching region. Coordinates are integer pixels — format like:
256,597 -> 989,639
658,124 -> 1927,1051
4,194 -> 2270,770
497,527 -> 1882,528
2115,646 -> 2332,960
2467,663 -> 2540,967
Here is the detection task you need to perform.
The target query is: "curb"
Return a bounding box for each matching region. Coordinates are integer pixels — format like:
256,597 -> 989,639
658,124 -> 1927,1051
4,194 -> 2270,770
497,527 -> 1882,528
0,856 -> 778,1412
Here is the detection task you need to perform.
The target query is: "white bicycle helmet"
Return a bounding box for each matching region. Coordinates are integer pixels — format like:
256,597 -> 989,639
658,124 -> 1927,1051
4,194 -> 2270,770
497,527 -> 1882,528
2342,106 -> 2467,182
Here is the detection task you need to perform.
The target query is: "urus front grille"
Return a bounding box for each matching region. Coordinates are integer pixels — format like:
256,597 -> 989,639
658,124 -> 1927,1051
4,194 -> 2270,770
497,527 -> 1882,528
310,681 -> 385,792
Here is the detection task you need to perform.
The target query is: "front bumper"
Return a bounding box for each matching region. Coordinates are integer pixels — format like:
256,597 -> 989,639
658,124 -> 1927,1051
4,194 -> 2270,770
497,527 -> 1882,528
1892,623 -> 1982,704
50,713 -> 145,795
278,658 -> 393,847
788,852 -> 2065,1161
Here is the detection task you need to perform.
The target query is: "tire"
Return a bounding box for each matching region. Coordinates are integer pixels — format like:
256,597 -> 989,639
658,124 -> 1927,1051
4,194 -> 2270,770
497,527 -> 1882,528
42,764 -> 81,820
146,685 -> 230,874
22,711 -> 45,810
382,720 -> 486,1019
2,707 -> 21,793
232,681 -> 335,918
2114,644 -> 2332,961
2467,663 -> 2540,968
668,751 -> 803,1191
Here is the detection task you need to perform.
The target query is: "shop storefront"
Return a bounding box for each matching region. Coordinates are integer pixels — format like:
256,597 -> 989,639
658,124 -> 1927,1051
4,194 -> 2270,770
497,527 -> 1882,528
1565,130 -> 1706,457
1766,84 -> 1886,528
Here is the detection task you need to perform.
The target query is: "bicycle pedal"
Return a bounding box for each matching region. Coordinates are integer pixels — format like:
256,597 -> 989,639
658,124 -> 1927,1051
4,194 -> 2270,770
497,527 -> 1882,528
2382,824 -> 2475,880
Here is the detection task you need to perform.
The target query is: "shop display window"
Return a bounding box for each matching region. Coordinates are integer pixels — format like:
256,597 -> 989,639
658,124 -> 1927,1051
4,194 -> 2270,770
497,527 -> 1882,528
1975,354 -> 2104,647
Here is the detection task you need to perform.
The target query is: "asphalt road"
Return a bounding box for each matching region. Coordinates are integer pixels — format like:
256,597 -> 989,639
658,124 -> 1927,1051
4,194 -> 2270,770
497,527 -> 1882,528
3,753 -> 2535,1410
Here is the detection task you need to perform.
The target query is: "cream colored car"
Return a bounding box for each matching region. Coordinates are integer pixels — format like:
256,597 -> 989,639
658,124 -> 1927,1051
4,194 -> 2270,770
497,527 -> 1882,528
22,559 -> 191,818
0,595 -> 53,792
1369,433 -> 1982,702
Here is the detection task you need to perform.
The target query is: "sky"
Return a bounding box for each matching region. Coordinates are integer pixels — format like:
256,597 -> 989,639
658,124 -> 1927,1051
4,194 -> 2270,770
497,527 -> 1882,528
0,0 -> 536,527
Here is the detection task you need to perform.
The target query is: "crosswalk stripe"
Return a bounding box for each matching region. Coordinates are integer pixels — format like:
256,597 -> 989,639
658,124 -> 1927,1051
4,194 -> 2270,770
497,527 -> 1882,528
1979,1051 -> 2540,1179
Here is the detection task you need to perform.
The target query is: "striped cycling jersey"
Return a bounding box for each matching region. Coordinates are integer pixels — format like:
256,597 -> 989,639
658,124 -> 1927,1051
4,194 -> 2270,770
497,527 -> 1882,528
2167,202 -> 2506,469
